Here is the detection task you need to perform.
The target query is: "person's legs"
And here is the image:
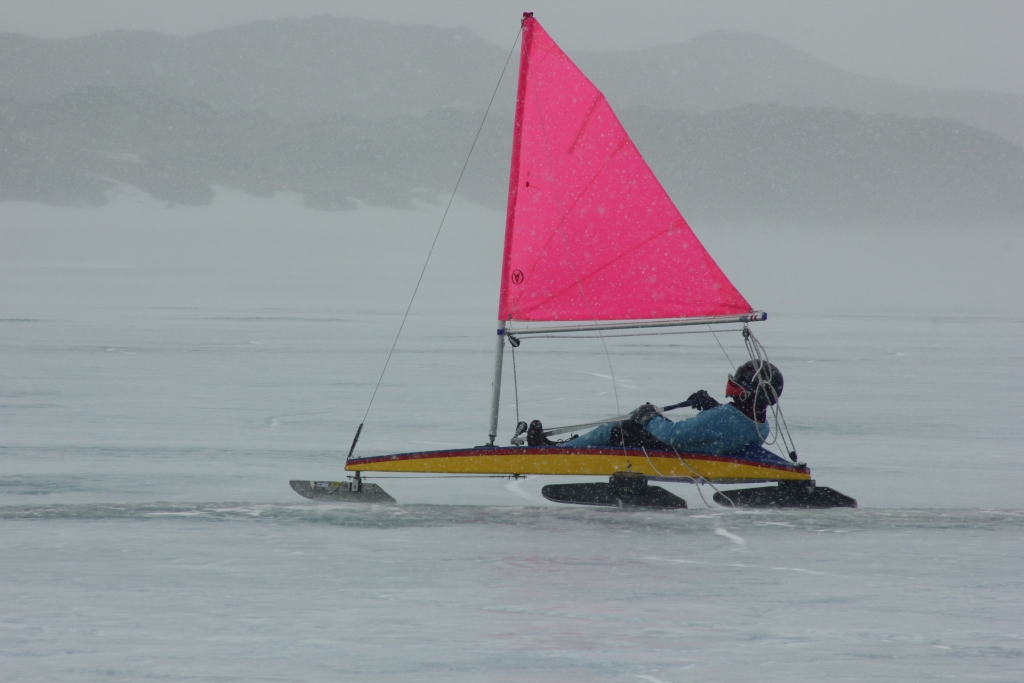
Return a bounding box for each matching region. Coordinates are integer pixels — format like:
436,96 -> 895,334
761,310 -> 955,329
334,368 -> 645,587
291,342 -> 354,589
559,423 -> 614,447
558,419 -> 674,450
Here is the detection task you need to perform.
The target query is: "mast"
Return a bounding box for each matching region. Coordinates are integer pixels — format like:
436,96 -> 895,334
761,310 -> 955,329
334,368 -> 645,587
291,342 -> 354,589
487,321 -> 507,445
487,13 -> 534,446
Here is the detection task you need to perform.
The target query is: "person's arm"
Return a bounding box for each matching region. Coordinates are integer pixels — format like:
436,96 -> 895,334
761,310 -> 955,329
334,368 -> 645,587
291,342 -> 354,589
686,390 -> 720,411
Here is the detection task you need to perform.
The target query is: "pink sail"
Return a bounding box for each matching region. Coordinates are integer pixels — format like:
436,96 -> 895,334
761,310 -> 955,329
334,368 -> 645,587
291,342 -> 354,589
498,16 -> 752,322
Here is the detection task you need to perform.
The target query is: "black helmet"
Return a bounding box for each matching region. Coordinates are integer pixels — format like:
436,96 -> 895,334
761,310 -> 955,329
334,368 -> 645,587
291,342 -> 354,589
730,360 -> 784,405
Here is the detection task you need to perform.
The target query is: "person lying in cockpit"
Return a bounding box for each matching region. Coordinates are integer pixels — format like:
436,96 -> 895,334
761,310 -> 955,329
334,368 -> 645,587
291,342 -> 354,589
527,360 -> 782,456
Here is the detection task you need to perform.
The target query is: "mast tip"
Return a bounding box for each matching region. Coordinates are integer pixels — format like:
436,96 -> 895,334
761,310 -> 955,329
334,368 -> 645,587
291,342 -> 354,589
523,12 -> 534,18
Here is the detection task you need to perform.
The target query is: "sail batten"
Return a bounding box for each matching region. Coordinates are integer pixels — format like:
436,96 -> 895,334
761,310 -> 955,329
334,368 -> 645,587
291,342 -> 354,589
498,16 -> 752,323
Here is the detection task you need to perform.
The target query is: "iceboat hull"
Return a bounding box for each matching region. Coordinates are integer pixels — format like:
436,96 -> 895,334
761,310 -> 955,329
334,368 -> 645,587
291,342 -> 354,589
345,444 -> 810,483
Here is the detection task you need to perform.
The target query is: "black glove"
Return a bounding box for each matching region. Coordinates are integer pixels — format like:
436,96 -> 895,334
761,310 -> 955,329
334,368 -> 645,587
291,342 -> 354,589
686,390 -> 720,411
631,402 -> 663,425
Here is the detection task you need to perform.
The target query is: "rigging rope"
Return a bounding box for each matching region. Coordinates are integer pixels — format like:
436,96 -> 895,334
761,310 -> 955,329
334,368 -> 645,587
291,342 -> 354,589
345,26 -> 524,460
667,444 -> 736,508
743,326 -> 799,462
639,444 -> 734,508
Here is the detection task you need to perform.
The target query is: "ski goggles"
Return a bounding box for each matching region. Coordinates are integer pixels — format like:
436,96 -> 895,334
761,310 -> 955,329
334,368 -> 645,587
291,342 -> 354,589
725,375 -> 748,398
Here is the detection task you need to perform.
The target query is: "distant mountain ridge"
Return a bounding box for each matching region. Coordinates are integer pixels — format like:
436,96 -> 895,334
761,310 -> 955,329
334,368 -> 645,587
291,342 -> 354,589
1,17 -> 1023,226
3,87 -> 1021,227
2,17 -> 1022,146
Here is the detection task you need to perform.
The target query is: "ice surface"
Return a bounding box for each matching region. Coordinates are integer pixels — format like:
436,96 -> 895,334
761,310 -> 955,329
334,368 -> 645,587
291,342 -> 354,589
1,505 -> 1021,682
1,190 -> 1022,680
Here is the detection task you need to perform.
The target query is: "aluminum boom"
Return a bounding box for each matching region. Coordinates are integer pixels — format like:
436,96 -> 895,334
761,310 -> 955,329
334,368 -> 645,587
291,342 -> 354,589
507,312 -> 766,336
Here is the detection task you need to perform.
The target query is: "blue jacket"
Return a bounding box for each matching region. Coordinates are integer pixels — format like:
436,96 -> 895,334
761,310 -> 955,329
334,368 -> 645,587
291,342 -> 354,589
561,404 -> 769,456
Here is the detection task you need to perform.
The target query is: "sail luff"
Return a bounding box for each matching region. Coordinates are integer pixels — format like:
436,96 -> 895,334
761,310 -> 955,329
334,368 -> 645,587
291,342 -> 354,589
497,15 -> 534,323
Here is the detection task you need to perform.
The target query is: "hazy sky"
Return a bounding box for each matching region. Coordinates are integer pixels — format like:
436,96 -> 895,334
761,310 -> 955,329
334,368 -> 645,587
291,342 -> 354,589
1,0 -> 1022,96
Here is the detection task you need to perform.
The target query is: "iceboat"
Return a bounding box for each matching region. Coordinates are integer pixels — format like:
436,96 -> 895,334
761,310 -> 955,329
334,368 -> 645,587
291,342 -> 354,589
292,14 -> 855,509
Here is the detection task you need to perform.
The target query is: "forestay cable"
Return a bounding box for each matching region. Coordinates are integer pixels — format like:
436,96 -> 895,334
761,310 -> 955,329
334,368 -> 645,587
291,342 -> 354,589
346,27 -> 524,460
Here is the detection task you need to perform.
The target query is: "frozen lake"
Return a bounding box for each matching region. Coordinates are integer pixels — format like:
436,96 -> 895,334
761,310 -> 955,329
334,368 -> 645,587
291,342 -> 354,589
1,189 -> 1022,681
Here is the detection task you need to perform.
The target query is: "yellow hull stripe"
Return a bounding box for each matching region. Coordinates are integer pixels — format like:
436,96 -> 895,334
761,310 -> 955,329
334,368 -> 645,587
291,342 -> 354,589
346,448 -> 810,482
